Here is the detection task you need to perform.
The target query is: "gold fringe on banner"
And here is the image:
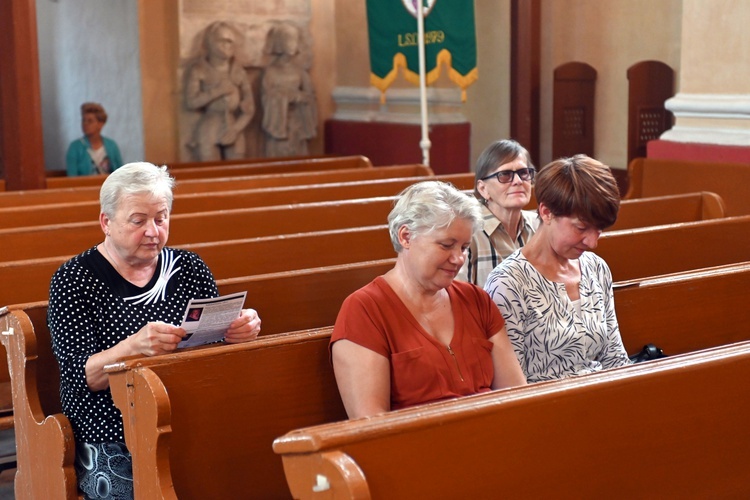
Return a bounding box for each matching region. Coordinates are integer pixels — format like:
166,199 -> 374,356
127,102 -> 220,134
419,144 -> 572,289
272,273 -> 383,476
370,49 -> 478,103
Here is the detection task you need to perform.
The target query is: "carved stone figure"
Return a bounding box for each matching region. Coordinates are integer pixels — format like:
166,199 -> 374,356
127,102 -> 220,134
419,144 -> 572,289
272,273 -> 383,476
261,22 -> 317,157
184,21 -> 255,161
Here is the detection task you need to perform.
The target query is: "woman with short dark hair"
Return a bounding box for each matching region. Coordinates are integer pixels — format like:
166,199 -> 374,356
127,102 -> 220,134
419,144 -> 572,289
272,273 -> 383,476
485,155 -> 631,383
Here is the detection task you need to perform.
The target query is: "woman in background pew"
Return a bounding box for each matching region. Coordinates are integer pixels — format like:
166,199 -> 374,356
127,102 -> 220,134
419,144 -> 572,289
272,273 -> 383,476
457,139 -> 539,287
331,181 -> 527,419
48,162 -> 262,499
66,102 -> 124,176
484,155 -> 631,383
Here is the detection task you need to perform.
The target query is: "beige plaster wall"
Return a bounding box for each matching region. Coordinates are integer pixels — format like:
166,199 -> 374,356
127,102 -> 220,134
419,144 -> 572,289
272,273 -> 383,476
333,0 -> 370,87
539,0 -> 683,169
140,1 -> 691,169
466,1 -> 511,166
308,1 -> 336,154
665,0 -> 750,142
679,0 -> 750,94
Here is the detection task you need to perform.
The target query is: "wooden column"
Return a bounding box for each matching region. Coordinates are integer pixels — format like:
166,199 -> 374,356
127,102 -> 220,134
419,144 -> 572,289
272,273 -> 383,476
0,0 -> 46,190
510,0 -> 541,166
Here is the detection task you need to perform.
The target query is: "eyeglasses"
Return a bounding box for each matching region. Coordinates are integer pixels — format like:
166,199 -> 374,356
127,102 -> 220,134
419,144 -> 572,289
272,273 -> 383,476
481,167 -> 535,184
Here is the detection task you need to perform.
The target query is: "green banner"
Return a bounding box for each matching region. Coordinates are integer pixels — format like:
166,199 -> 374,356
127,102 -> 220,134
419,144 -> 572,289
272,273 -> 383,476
366,0 -> 478,100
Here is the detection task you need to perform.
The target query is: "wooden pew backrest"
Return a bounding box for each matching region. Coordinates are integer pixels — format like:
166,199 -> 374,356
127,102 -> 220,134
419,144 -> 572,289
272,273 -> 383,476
43,155 -> 374,189
614,262 -> 750,355
608,191 -> 724,230
0,194 -> 732,309
106,329 -> 346,499
273,342 -> 750,499
625,157 -> 750,216
0,164 -> 430,215
217,259 -> 396,335
596,214 -> 750,281
0,174 -> 474,261
0,176 -> 409,231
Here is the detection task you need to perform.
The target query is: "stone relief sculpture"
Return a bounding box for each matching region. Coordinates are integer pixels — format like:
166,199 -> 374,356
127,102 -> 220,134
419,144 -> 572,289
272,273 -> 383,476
261,21 -> 317,157
184,21 -> 255,161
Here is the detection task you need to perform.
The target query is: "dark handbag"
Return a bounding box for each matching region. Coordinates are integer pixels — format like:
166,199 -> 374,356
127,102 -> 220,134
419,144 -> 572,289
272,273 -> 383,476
629,343 -> 667,363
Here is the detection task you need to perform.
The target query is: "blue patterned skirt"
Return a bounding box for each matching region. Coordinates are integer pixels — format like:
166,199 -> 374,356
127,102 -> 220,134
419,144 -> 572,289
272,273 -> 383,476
75,441 -> 133,500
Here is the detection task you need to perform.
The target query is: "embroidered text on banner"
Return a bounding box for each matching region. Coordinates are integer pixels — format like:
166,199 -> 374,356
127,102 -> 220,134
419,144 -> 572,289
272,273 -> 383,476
366,0 -> 478,102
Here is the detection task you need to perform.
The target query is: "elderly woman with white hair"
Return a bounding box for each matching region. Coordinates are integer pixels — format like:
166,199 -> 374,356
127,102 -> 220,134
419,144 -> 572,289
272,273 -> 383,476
330,181 -> 526,420
48,162 -> 261,499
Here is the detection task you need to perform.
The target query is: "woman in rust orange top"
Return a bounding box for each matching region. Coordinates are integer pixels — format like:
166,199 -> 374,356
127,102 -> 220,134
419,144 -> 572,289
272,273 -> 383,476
330,181 -> 526,419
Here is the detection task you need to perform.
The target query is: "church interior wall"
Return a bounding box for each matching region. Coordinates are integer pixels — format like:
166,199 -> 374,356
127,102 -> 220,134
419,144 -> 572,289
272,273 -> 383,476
33,1 -> 748,174
539,0 -> 683,169
36,0 -> 144,171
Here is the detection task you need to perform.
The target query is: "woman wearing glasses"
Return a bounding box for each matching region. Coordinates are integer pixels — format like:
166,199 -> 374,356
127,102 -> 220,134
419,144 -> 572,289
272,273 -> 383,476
457,140 -> 539,287
484,155 -> 631,383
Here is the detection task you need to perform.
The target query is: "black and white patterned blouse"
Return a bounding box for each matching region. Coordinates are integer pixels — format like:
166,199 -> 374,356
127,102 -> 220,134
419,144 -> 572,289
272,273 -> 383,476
484,249 -> 631,383
48,246 -> 219,443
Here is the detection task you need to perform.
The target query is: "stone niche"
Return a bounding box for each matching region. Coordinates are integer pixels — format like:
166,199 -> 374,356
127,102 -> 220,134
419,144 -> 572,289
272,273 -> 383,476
177,0 -> 315,161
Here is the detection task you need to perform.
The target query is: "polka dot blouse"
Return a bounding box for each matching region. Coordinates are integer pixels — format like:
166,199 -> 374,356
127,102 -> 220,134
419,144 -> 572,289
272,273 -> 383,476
48,246 -> 219,444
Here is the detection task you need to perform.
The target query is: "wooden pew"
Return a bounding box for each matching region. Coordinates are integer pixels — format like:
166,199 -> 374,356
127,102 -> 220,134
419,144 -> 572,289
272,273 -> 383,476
595,214 -> 750,282
0,163 -> 426,210
625,157 -> 750,216
0,165 -> 429,230
607,191 -> 724,230
42,155 -> 373,189
0,193 -> 732,307
216,259 -> 394,335
0,226 -> 394,307
0,261 -> 394,498
0,188 -> 724,266
614,262 -> 750,355
1,209 -> 745,449
5,260 -> 750,498
164,154 -> 335,170
273,341 -> 750,499
0,186 -> 722,233
0,303 -> 79,499
0,168 -> 434,228
0,173 -> 474,262
107,329 -> 347,499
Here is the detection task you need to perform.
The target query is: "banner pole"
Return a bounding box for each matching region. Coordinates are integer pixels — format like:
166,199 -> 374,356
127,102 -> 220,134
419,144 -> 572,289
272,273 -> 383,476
416,2 -> 431,166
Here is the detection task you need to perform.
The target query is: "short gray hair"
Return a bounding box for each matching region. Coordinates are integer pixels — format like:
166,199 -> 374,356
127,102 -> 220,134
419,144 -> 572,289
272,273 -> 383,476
388,181 -> 483,252
100,162 -> 175,218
